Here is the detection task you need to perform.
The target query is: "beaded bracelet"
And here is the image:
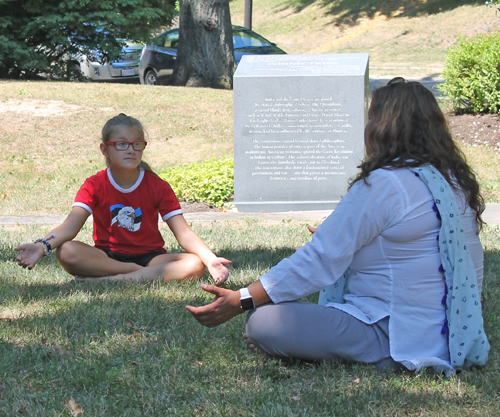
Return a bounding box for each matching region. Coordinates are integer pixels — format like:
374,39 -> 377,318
34,234 -> 55,256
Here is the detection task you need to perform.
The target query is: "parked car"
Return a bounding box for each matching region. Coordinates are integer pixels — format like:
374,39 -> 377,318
139,25 -> 286,85
69,40 -> 144,82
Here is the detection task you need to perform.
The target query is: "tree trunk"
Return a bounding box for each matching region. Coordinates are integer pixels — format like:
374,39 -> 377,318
173,0 -> 235,89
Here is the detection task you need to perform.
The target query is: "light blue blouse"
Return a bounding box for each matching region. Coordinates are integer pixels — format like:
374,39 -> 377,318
260,168 -> 486,373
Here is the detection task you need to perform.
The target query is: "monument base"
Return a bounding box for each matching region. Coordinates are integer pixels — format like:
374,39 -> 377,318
233,200 -> 339,212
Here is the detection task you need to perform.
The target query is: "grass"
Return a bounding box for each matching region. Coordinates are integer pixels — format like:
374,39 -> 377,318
1,222 -> 500,416
1,2 -> 500,412
1,81 -> 500,214
230,0 -> 500,77
0,81 -> 232,214
458,143 -> 500,203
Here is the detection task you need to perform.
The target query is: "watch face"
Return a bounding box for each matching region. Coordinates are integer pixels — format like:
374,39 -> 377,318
240,297 -> 255,311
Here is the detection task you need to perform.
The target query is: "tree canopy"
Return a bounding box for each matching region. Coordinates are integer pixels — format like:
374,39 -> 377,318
0,0 -> 176,79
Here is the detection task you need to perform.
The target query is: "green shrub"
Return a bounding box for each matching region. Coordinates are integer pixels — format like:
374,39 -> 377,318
438,33 -> 500,114
159,157 -> 234,208
485,0 -> 500,13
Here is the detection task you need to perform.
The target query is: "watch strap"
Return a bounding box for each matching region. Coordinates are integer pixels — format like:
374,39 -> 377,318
239,287 -> 251,299
239,287 -> 255,311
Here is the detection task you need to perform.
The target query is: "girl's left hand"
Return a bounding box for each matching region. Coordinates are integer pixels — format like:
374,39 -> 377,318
15,243 -> 45,269
207,257 -> 232,285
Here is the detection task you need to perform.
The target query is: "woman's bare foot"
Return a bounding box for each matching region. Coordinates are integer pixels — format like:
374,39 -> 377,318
243,333 -> 261,353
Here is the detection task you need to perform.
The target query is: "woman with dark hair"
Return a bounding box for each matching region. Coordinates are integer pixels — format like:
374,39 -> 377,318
186,78 -> 489,374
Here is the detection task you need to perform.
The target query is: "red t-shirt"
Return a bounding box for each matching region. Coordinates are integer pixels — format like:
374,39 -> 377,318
73,169 -> 182,255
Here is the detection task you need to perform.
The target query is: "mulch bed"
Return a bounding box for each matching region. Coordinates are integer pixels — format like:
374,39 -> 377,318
447,112 -> 500,152
180,201 -> 221,213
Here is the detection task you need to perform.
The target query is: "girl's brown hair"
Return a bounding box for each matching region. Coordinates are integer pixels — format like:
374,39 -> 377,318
101,113 -> 155,174
352,79 -> 484,228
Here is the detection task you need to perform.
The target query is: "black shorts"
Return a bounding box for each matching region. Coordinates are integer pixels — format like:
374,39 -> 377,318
98,248 -> 165,267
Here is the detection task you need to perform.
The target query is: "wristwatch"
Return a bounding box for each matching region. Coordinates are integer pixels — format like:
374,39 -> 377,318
239,287 -> 255,311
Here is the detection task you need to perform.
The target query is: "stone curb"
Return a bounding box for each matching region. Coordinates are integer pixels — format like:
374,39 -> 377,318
1,204 -> 499,226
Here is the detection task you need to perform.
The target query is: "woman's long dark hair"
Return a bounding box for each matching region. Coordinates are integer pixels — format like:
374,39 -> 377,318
351,79 -> 484,228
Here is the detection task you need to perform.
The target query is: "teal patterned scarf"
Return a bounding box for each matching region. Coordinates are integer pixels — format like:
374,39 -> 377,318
410,165 -> 489,370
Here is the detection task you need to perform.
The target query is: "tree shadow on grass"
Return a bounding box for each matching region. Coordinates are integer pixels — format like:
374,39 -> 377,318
1,248 -> 499,413
283,0 -> 485,27
1,287 -> 496,415
0,276 -> 256,414
481,247 -> 500,348
218,245 -> 296,271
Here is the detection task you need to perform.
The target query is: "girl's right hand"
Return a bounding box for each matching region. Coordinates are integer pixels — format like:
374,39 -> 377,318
296,224 -> 318,251
207,257 -> 232,285
15,243 -> 45,270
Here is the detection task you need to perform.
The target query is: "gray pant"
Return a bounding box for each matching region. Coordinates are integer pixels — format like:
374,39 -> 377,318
245,301 -> 403,371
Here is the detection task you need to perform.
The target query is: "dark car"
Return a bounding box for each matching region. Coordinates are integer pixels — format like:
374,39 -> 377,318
139,25 -> 286,85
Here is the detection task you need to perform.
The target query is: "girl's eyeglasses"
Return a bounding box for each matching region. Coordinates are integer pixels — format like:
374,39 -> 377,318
104,141 -> 147,151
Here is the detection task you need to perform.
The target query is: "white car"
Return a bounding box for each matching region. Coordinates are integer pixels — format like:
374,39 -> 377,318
73,40 -> 143,81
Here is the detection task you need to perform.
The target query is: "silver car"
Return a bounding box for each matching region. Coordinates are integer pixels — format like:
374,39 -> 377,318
75,40 -> 143,81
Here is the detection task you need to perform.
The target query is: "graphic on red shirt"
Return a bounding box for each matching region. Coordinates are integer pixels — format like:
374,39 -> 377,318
72,169 -> 182,255
110,204 -> 142,232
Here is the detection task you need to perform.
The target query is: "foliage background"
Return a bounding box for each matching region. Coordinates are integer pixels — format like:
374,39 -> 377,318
439,33 -> 500,113
159,158 -> 234,207
0,0 -> 175,79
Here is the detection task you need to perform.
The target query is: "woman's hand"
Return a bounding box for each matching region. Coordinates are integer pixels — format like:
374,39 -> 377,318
15,243 -> 45,270
207,257 -> 232,285
185,284 -> 242,327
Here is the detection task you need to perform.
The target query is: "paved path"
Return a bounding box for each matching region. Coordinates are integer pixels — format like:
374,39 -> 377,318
369,75 -> 444,96
1,203 -> 499,226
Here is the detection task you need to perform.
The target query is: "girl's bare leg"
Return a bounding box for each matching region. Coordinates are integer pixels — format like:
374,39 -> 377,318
56,241 -> 143,277
74,252 -> 206,283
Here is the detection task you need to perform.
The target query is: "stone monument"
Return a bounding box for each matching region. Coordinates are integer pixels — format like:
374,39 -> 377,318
233,53 -> 369,212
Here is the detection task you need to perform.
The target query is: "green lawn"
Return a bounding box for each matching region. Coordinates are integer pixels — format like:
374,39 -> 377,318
1,80 -> 500,215
230,0 -> 500,78
1,221 -> 500,416
0,68 -> 499,414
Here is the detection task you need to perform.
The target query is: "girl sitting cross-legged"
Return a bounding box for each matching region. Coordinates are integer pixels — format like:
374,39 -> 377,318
16,113 -> 231,284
